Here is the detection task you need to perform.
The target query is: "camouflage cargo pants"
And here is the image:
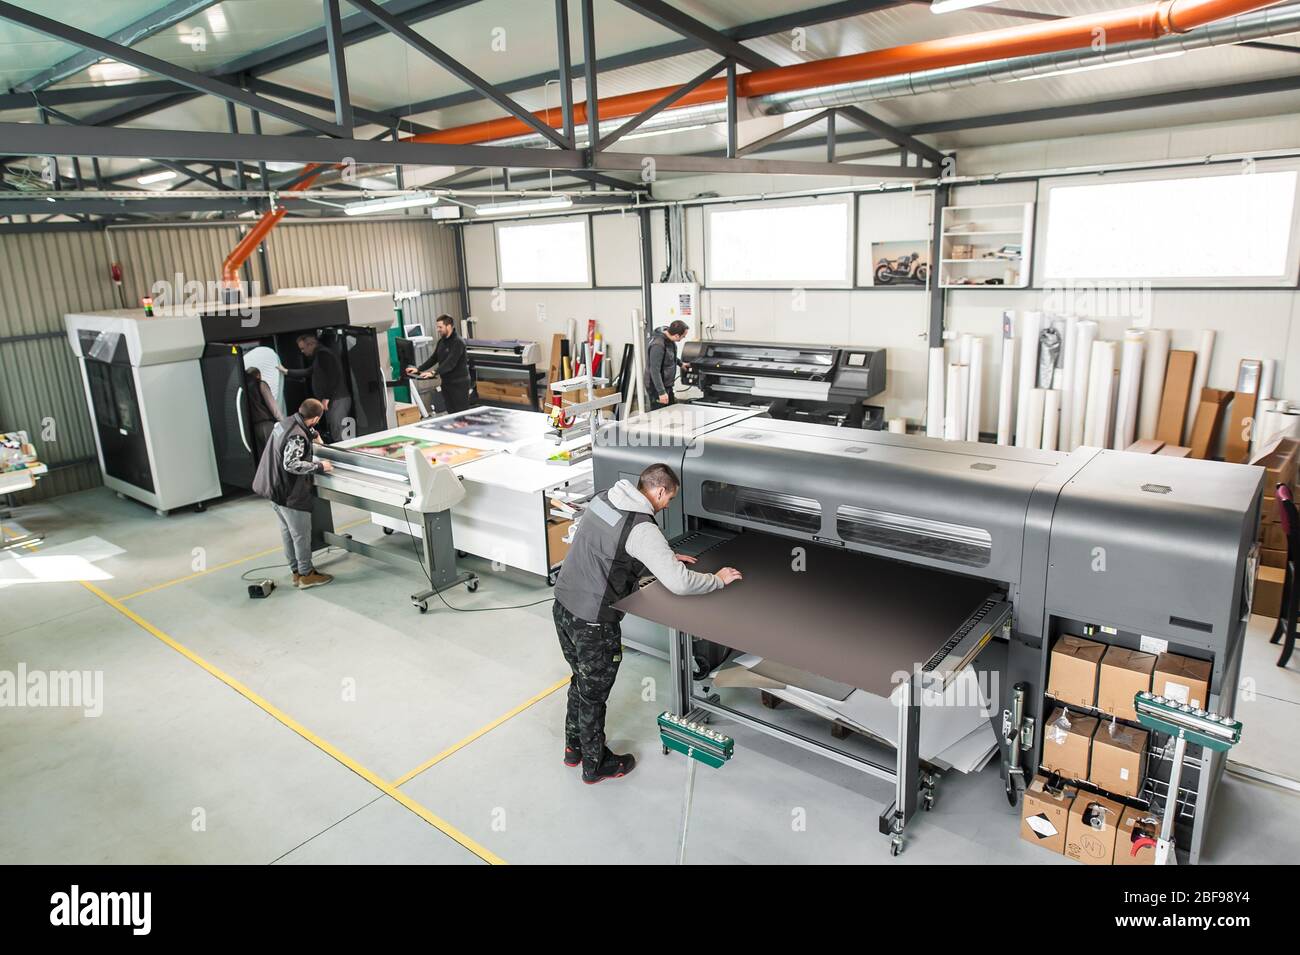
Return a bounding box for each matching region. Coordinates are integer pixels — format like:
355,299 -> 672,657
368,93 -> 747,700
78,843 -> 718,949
553,602 -> 623,771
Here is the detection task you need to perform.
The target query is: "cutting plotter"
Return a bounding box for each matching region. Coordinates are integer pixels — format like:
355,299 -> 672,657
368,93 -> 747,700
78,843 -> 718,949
679,339 -> 885,428
595,409 -> 1260,859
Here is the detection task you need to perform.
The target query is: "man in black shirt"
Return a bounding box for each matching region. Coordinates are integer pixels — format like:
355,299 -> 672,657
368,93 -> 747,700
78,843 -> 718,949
406,315 -> 472,414
281,334 -> 351,441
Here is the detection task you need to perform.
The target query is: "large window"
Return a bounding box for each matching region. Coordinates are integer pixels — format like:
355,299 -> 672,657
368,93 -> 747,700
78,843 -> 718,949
705,195 -> 854,288
495,218 -> 591,287
1038,163 -> 1300,287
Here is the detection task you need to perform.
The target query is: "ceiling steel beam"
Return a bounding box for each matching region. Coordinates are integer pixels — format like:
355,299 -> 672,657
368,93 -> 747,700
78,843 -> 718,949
837,105 -> 944,166
592,151 -> 921,179
597,58 -> 728,150
242,79 -> 436,134
345,0 -> 570,149
322,0 -> 354,136
13,0 -> 223,93
611,0 -> 778,71
555,0 -> 577,148
0,2 -> 346,137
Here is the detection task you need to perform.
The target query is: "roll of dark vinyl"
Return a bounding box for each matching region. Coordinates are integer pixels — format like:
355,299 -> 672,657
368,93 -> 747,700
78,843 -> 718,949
614,532 -> 997,698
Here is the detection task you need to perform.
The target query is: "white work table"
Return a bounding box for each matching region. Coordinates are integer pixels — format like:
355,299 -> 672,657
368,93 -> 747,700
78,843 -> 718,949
339,408 -> 592,580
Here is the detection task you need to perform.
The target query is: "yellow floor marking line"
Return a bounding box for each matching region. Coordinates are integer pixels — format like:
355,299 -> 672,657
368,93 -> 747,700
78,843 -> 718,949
392,676 -> 571,788
119,517 -> 370,601
80,580 -> 506,865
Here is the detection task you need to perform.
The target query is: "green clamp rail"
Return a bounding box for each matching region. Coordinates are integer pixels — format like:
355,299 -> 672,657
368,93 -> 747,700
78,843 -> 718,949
1134,691 -> 1242,752
658,711 -> 734,769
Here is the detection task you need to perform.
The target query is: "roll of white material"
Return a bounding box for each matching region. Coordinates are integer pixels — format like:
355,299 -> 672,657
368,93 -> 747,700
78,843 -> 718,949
1112,329 -> 1145,450
945,363 -> 967,441
1258,401 -> 1300,447
960,333 -> 972,367
1042,389 -> 1061,451
966,338 -> 983,442
1068,321 -> 1098,451
1136,328 -> 1169,442
1184,330 -> 1216,445
1025,388 -> 1046,452
1260,358 -> 1278,402
927,347 -> 946,437
888,418 -> 907,434
957,361 -> 971,442
1084,340 -> 1118,448
997,335 -> 1015,445
1015,312 -> 1043,448
1058,317 -> 1078,449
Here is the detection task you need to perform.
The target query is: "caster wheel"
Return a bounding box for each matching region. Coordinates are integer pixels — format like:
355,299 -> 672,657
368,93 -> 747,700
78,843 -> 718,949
466,579 -> 479,593
194,501 -> 206,513
547,570 -> 559,586
662,745 -> 670,756
923,793 -> 934,811
415,601 -> 429,614
890,840 -> 902,857
382,527 -> 394,536
457,550 -> 468,558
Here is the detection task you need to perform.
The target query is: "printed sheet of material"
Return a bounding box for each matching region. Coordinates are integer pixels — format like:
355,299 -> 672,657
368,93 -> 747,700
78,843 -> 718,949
416,406 -> 540,443
347,435 -> 487,468
614,531 -> 998,700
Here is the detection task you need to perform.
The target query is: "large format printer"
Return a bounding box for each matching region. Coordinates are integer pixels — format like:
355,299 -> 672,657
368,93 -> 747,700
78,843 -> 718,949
65,292 -> 394,513
679,339 -> 886,429
595,408 -> 1260,860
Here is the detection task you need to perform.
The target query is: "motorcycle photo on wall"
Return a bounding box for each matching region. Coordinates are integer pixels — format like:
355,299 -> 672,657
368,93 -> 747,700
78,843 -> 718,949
871,240 -> 930,286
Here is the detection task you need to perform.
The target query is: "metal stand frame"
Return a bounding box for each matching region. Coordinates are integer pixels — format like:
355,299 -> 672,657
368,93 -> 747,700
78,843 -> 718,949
314,486 -> 477,613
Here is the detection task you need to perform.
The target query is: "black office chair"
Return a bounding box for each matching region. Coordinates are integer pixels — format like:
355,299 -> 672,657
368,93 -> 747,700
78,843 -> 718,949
1269,483 -> 1299,667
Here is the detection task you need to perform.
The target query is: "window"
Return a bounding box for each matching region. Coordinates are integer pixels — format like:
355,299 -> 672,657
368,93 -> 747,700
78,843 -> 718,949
704,196 -> 853,287
495,218 -> 591,287
1039,163 -> 1300,287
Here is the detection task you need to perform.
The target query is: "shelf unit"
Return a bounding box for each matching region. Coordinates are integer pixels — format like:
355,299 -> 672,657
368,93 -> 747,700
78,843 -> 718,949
939,201 -> 1034,289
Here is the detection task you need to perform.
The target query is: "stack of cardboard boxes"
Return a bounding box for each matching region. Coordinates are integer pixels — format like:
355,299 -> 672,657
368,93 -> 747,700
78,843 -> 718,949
1022,632 -> 1211,864
1252,434 -> 1297,618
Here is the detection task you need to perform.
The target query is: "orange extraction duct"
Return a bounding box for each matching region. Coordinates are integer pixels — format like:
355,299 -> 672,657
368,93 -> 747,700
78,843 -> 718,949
221,0 -> 1275,286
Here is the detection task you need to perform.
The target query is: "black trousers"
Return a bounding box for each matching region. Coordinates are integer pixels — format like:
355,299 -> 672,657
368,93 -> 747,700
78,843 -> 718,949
442,377 -> 473,414
553,602 -> 623,770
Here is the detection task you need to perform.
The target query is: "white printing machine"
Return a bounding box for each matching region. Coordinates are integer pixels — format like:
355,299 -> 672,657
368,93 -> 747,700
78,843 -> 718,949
595,406 -> 1261,859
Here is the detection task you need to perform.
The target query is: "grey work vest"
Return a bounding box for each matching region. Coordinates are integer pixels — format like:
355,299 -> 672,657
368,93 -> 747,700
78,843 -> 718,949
553,490 -> 655,624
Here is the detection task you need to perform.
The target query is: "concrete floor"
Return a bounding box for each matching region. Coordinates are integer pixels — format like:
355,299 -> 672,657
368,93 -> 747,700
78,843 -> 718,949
2,486 -> 1298,865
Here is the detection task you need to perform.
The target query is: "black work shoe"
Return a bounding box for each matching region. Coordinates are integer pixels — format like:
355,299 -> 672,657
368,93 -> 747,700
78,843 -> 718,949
563,742 -> 582,767
582,748 -> 636,784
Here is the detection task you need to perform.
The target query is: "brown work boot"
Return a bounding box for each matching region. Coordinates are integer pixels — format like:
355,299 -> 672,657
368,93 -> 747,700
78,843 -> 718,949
298,570 -> 333,589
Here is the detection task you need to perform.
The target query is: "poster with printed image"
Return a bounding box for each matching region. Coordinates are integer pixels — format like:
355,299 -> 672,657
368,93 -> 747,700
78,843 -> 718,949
416,406 -> 539,442
349,435 -> 486,468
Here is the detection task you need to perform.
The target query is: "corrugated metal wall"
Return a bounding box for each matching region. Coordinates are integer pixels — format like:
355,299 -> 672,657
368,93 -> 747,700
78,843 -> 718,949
0,228 -> 114,499
267,218 -> 463,328
0,218 -> 462,501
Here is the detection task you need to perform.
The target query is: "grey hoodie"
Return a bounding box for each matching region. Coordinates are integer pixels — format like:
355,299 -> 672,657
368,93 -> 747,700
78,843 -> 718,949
609,479 -> 723,596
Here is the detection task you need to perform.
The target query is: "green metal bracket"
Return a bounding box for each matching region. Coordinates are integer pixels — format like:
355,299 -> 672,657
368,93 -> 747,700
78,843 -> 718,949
1134,691 -> 1242,752
658,711 -> 734,769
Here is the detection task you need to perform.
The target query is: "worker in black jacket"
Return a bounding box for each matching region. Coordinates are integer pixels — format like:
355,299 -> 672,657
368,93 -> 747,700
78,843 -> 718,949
645,320 -> 690,406
406,314 -> 472,414
280,334 -> 351,441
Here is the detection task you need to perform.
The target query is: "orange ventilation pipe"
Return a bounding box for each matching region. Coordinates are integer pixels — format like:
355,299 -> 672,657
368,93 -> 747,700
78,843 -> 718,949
221,162 -> 324,288
221,0 -> 1273,282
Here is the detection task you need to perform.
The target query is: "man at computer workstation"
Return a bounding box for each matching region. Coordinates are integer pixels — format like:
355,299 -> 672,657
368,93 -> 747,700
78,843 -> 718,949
280,334 -> 351,442
405,314 -> 472,414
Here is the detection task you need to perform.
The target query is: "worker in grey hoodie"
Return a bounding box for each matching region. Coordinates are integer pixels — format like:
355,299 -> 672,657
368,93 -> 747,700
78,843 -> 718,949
553,462 -> 742,784
645,320 -> 690,406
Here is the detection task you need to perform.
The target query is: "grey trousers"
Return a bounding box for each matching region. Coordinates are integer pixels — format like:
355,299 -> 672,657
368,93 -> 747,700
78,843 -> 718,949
325,396 -> 353,442
272,503 -> 314,576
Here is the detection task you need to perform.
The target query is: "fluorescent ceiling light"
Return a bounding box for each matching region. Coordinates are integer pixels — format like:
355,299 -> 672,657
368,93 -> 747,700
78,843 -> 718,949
343,192 -> 441,216
474,195 -> 574,217
931,0 -> 1000,12
430,205 -> 462,220
137,170 -> 178,185
264,161 -> 303,172
1008,50 -> 1185,81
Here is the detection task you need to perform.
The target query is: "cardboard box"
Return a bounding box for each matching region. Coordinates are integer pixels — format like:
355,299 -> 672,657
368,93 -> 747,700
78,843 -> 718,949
1187,387 -> 1234,460
1041,706 -> 1097,780
1125,439 -> 1165,454
475,380 -> 534,406
1089,722 -> 1148,798
1097,646 -> 1156,721
546,519 -> 573,564
1253,564 -> 1285,618
1155,350 -> 1196,447
1261,546 -> 1287,569
1020,774 -> 1078,855
1156,445 -> 1191,458
1152,653 -> 1212,709
1260,522 -> 1287,552
1065,793 -> 1123,865
561,386 -> 619,409
1223,360 -> 1262,464
1261,494 -> 1280,525
951,243 -> 974,259
1251,434 -> 1298,488
1114,805 -> 1160,866
1047,634 -> 1106,707
394,401 -> 421,426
